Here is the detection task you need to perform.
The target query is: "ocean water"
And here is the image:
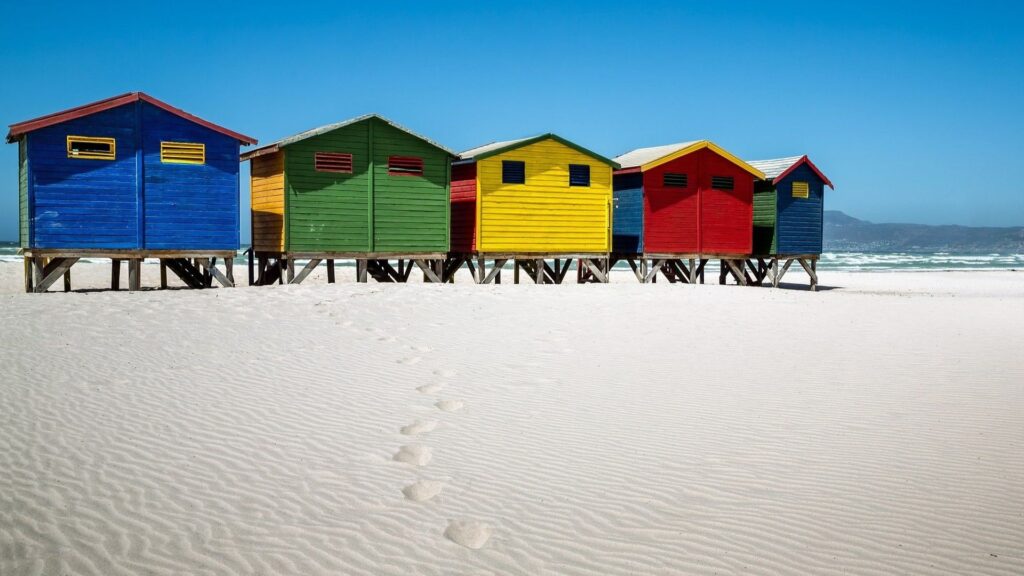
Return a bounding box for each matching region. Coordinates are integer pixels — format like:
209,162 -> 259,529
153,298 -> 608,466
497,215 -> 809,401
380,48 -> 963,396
0,243 -> 1020,272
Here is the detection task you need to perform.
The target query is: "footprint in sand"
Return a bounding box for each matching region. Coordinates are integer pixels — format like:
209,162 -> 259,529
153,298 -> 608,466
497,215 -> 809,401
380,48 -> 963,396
435,400 -> 464,412
378,335 -> 398,343
434,369 -> 457,378
400,420 -> 437,436
410,345 -> 433,352
417,383 -> 445,395
398,356 -> 423,365
392,445 -> 432,466
402,480 -> 444,502
445,519 -> 492,549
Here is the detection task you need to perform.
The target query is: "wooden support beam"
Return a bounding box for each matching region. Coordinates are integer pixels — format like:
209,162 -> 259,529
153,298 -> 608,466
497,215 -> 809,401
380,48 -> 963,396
534,259 -> 543,284
413,259 -> 442,283
24,257 -> 33,293
160,261 -> 168,289
581,258 -> 609,283
225,258 -> 235,286
775,258 -> 793,287
326,259 -> 336,283
196,258 -> 234,288
128,259 -> 142,292
689,258 -> 697,284
63,269 -> 71,292
248,250 -> 255,286
643,259 -> 663,283
289,258 -> 321,285
797,258 -> 819,291
724,259 -> 748,286
481,259 -> 506,284
111,259 -> 121,290
32,257 -> 79,293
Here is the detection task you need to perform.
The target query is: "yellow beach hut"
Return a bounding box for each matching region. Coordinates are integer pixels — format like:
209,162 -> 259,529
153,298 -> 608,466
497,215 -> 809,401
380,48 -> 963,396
446,134 -> 619,283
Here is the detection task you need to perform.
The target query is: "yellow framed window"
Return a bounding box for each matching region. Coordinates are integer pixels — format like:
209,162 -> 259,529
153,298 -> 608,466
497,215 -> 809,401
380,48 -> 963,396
67,135 -> 115,160
792,181 -> 809,199
161,141 -> 205,165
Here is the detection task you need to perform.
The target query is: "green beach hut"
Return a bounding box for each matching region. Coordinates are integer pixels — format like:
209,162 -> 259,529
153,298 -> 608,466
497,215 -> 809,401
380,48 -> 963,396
241,114 -> 456,284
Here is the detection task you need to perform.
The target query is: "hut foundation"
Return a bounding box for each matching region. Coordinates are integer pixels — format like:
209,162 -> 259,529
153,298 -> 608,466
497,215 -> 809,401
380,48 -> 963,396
22,250 -> 236,293
250,251 -> 447,285
444,254 -> 609,284
744,254 -> 820,291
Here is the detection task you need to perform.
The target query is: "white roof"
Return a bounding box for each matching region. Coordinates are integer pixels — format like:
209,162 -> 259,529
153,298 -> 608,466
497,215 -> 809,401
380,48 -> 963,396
612,141 -> 702,169
745,156 -> 804,180
458,136 -> 537,160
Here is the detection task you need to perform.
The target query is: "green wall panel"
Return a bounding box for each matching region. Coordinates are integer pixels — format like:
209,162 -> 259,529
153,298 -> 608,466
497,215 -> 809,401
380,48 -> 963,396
19,138 -> 28,247
752,186 -> 776,255
283,117 -> 450,253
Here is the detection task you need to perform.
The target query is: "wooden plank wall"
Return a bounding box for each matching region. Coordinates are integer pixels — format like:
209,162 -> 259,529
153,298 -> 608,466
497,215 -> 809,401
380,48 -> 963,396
26,104 -> 140,249
251,152 -> 285,252
611,172 -> 643,253
141,102 -> 239,250
18,137 -> 28,247
477,138 -> 612,253
752,180 -> 777,254
285,121 -> 371,252
449,162 -> 478,252
371,119 -> 450,253
776,163 -> 825,254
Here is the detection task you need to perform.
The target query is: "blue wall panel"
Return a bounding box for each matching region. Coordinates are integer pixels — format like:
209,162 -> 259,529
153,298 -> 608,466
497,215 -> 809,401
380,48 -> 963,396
612,173 -> 643,253
141,103 -> 239,250
776,164 -> 825,254
27,105 -> 140,249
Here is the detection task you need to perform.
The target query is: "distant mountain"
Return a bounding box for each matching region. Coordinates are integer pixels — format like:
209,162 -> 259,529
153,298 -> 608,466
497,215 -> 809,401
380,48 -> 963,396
824,211 -> 1024,253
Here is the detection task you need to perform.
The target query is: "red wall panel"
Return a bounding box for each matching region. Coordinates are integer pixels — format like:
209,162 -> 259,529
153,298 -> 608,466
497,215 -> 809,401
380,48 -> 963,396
643,154 -> 699,253
696,148 -> 753,254
641,148 -> 753,254
450,162 -> 477,252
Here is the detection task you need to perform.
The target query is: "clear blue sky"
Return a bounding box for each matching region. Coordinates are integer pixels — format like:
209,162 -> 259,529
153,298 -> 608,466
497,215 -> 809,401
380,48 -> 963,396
2,0 -> 1022,242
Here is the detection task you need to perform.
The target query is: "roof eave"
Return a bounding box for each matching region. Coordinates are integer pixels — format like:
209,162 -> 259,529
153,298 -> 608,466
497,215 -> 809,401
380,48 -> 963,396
468,133 -> 619,168
774,155 -> 834,189
639,141 -> 765,179
6,91 -> 258,146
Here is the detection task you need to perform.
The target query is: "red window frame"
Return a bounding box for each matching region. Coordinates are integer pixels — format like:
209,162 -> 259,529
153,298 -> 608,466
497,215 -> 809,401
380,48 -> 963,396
315,152 -> 353,173
388,155 -> 424,176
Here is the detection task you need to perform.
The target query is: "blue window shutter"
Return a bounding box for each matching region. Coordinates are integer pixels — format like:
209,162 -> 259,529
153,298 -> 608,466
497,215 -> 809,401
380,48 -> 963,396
502,160 -> 525,184
569,164 -> 590,187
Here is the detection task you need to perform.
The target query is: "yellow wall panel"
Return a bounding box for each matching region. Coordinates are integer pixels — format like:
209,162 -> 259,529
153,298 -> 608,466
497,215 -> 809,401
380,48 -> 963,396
477,139 -> 612,253
250,152 -> 286,252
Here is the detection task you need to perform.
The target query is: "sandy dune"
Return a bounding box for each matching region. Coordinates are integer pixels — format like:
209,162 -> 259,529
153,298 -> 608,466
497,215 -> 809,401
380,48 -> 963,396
1,263 -> 1022,575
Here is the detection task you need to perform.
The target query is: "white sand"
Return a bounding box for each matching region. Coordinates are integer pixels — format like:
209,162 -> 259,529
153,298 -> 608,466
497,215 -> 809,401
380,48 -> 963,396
1,261 -> 1022,575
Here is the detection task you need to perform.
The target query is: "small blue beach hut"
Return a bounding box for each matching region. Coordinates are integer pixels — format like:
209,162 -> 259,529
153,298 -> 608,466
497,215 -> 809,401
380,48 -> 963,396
744,155 -> 834,290
8,92 -> 257,292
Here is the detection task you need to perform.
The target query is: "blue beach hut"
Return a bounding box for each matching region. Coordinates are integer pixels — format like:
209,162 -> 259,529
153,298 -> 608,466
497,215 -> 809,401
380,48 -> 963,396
8,92 -> 257,291
744,155 -> 834,290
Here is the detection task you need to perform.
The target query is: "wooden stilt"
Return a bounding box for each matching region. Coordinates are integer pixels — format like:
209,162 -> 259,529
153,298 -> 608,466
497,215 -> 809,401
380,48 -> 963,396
327,259 -> 336,283
357,259 -> 368,283
128,259 -> 141,292
290,258 -> 321,284
225,258 -> 234,286
63,269 -> 71,292
24,257 -> 33,293
160,261 -> 168,288
111,259 -> 121,290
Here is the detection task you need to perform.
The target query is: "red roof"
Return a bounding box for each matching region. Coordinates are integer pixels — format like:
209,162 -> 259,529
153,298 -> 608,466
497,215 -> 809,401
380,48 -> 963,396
776,155 -> 834,189
6,92 -> 257,145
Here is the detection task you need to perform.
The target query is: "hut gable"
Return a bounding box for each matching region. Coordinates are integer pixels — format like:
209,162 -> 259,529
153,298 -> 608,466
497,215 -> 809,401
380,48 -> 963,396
463,135 -> 616,253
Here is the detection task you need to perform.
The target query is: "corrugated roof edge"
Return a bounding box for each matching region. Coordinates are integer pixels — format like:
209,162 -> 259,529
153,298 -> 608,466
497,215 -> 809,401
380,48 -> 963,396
240,113 -> 456,161
747,155 -> 834,189
457,133 -> 620,169
6,92 -> 257,145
